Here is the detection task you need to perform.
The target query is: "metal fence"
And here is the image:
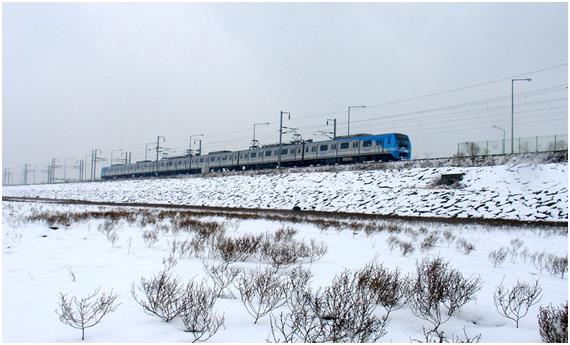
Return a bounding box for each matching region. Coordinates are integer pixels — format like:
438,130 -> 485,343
457,134 -> 568,156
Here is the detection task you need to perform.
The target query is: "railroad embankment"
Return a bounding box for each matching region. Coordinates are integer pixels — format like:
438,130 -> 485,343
3,160 -> 567,222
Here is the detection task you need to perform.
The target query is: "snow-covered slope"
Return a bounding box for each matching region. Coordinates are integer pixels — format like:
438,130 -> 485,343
3,163 -> 567,221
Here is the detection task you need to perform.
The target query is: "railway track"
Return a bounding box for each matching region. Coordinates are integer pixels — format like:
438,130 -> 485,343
3,196 -> 567,229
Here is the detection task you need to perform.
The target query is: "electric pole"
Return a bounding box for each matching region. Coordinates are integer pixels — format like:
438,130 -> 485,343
278,111 -> 291,169
347,105 -> 366,136
156,136 -> 165,174
326,118 -> 337,139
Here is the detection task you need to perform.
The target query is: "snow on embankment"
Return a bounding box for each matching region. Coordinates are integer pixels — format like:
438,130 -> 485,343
3,163 -> 567,221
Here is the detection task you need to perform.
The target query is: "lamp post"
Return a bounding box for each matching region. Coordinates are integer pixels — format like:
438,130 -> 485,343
278,111 -> 291,169
511,78 -> 532,153
347,105 -> 366,136
493,125 -> 506,154
251,122 -> 270,149
188,134 -> 204,156
326,118 -> 337,139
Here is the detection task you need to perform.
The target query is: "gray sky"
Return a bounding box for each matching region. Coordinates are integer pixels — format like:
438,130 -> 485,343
3,2 -> 568,182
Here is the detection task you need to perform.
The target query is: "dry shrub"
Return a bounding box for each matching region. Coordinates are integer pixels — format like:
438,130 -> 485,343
406,257 -> 482,332
442,230 -> 456,246
202,260 -> 242,298
488,247 -> 509,268
357,260 -> 408,316
270,269 -> 387,342
236,266 -> 289,324
169,238 -> 194,259
178,280 -> 224,342
538,301 -> 568,343
142,228 -> 160,248
131,268 -> 183,322
56,288 -> 119,341
455,238 -> 475,255
215,234 -> 263,263
399,240 -> 415,256
274,226 -> 298,242
386,235 -> 400,252
545,255 -> 568,279
493,280 -> 542,328
420,231 -> 439,252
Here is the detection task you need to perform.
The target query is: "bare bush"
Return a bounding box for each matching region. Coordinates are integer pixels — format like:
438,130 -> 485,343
406,257 -> 482,332
131,268 -> 183,322
142,228 -> 160,248
442,230 -> 456,247
236,266 -> 289,324
493,280 -> 542,328
202,260 -> 242,298
399,240 -> 415,256
414,326 -> 481,343
285,265 -> 313,307
169,238 -> 194,259
215,234 -> 262,263
107,230 -> 120,248
260,240 -> 302,269
456,238 -> 475,255
488,247 -> 509,268
274,226 -> 298,242
421,232 -> 439,252
538,301 -> 568,343
178,280 -> 225,342
531,251 -> 548,274
545,255 -> 568,279
270,269 -> 387,342
298,239 -> 328,263
357,260 -> 408,316
386,235 -> 400,252
97,219 -> 118,238
56,288 -> 119,341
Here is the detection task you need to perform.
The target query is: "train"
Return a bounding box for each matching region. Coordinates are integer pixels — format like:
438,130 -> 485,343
101,132 -> 411,179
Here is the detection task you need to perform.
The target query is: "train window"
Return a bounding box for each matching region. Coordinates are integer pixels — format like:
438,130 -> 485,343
297,149 -> 301,154
222,156 -> 226,161
281,149 -> 288,155
265,151 -> 272,157
305,147 -> 309,153
332,144 -> 337,150
311,146 -> 316,152
339,142 -> 348,149
250,152 -> 256,158
210,157 -> 215,162
320,145 -> 328,151
363,140 -> 372,147
353,142 -> 359,148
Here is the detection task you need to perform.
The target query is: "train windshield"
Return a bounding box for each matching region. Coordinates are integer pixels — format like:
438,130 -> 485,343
395,134 -> 410,147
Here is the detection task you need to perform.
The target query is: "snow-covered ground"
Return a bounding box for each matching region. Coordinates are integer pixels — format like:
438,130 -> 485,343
3,162 -> 567,221
2,201 -> 567,342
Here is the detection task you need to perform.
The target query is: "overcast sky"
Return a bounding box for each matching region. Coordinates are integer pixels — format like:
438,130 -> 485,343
3,2 -> 568,182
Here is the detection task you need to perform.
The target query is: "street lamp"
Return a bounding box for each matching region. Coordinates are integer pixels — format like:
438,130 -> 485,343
511,78 -> 532,153
188,134 -> 204,156
347,105 -> 366,135
492,125 -> 506,154
251,122 -> 270,149
278,111 -> 291,169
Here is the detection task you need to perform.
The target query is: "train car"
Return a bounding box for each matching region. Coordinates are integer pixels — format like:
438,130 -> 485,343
101,133 -> 411,179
